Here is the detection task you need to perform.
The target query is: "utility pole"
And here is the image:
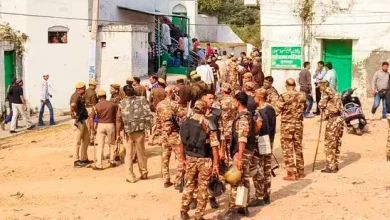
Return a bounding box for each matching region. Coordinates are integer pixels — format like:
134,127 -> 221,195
89,0 -> 100,81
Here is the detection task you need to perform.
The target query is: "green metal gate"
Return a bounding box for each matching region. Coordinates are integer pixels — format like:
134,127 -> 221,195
4,50 -> 16,93
322,39 -> 353,92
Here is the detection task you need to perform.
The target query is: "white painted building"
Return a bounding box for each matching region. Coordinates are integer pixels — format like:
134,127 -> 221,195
261,0 -> 390,101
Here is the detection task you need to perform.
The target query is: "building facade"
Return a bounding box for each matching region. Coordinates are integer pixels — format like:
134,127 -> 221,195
261,0 -> 390,101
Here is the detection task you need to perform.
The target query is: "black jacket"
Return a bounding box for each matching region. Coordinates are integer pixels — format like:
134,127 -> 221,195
258,105 -> 276,146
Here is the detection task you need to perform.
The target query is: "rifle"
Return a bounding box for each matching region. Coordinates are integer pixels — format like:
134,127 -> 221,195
271,153 -> 280,177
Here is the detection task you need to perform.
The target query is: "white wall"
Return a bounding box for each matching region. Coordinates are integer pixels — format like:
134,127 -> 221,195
169,0 -> 197,38
98,25 -> 148,94
261,0 -> 390,100
0,0 -> 90,109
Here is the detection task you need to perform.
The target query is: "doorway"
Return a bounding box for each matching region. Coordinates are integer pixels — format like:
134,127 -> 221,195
322,39 -> 353,92
4,50 -> 16,93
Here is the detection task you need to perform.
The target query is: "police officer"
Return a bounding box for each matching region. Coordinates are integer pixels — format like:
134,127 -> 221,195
116,86 -> 152,182
156,85 -> 185,188
225,92 -> 255,218
123,77 -> 134,96
249,88 -> 277,207
318,80 -> 344,173
274,79 -> 307,181
149,78 -> 167,112
84,80 -> 98,145
133,77 -> 147,98
263,76 -> 279,107
110,83 -> 122,105
179,100 -> 219,220
89,89 -> 117,170
70,82 -> 91,168
227,57 -> 240,95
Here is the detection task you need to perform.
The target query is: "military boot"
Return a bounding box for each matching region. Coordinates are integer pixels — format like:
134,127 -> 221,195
237,207 -> 250,217
164,181 -> 173,188
248,199 -> 265,207
283,171 -> 296,181
296,171 -> 306,179
209,197 -> 219,209
263,194 -> 271,205
321,167 -> 338,173
180,211 -> 190,220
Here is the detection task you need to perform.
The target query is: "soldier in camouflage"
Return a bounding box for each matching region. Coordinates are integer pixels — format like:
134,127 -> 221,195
116,86 -> 153,182
242,73 -> 259,93
220,83 -> 238,160
224,92 -> 256,218
263,76 -> 279,107
179,100 -> 220,220
227,57 -> 240,95
274,78 -> 307,181
318,80 -> 344,173
190,75 -> 204,107
249,88 -> 276,207
156,85 -> 185,188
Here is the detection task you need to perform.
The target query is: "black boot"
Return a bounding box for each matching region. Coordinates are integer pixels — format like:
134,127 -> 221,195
209,197 -> 219,209
180,211 -> 190,220
189,198 -> 197,210
237,207 -> 249,217
263,194 -> 271,205
248,199 -> 265,207
321,167 -> 338,173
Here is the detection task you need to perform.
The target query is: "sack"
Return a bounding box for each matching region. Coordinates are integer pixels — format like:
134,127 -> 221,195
257,135 -> 271,155
121,97 -> 153,134
378,89 -> 388,98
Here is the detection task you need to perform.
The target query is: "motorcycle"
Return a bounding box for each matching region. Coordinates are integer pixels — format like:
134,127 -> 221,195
341,88 -> 367,136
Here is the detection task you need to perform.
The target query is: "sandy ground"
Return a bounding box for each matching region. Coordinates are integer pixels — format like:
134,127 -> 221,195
1,106 -> 390,220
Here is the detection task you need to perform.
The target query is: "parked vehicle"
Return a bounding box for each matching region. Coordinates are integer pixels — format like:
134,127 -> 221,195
341,88 -> 367,135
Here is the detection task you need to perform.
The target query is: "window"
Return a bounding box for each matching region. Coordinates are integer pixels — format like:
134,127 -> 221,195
48,26 -> 69,44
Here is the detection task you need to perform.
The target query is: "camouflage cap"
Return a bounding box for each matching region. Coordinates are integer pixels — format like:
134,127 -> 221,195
110,83 -> 120,89
193,100 -> 207,114
127,76 -> 134,82
221,83 -> 232,92
158,78 -> 166,84
97,89 -> 106,96
255,88 -> 267,98
75,82 -> 86,89
245,81 -> 256,91
243,72 -> 253,78
89,80 -> 97,86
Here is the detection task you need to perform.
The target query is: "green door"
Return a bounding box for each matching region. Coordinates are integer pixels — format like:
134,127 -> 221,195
4,51 -> 16,93
322,40 -> 353,92
172,15 -> 187,34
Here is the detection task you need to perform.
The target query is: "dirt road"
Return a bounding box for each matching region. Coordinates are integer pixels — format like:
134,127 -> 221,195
1,116 -> 390,220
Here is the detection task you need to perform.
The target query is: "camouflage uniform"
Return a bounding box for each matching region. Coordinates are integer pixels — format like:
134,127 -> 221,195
252,103 -> 275,199
229,110 -> 254,209
275,89 -> 306,177
117,96 -> 153,181
265,87 -> 279,107
319,87 -> 344,170
220,93 -> 237,158
156,97 -> 183,186
181,108 -> 220,219
227,61 -> 240,95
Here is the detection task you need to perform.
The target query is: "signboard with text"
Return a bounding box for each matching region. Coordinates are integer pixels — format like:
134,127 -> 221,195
271,46 -> 302,69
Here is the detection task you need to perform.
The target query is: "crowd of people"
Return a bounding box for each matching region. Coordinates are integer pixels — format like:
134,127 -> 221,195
63,50 -> 346,220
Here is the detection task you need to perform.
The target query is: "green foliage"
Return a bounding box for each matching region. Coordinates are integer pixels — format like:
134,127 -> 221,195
198,0 -> 261,47
0,23 -> 28,57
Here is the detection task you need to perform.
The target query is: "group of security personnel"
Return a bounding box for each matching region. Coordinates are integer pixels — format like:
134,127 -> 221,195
68,69 -> 344,220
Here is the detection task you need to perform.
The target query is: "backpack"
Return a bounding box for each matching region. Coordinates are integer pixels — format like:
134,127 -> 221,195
120,97 -> 153,134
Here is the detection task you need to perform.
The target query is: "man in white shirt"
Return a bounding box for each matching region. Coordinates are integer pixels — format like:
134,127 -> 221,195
324,62 -> 337,90
196,59 -> 214,90
161,22 -> 171,52
39,73 -> 55,126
